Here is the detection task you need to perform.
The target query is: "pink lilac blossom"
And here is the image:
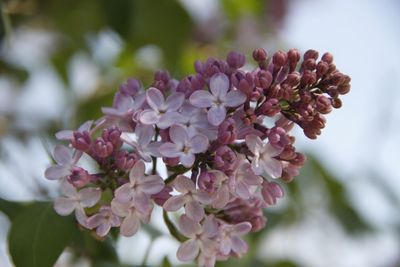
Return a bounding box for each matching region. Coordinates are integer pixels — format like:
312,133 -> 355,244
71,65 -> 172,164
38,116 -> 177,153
44,47 -> 350,267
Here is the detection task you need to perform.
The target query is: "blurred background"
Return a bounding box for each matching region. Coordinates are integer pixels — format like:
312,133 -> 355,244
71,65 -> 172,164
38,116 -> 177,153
0,0 -> 399,266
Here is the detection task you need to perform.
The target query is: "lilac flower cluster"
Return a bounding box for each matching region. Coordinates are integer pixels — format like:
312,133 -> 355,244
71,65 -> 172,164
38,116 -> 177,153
45,48 -> 350,266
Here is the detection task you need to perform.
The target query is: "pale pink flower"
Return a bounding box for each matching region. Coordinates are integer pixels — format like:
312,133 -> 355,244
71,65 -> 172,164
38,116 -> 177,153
218,222 -> 252,256
86,206 -> 121,237
245,134 -> 283,178
102,91 -> 146,121
179,103 -> 218,140
159,125 -> 208,168
45,145 -> 76,180
111,198 -> 152,237
163,175 -> 210,222
189,73 -> 246,126
55,120 -> 93,141
114,161 -> 164,210
54,181 -> 101,227
207,170 -> 230,209
139,88 -> 185,129
176,215 -> 218,263
229,159 -> 263,200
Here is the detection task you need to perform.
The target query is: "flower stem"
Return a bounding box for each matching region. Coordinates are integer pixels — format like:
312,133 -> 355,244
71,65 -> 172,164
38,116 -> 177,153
162,210 -> 186,242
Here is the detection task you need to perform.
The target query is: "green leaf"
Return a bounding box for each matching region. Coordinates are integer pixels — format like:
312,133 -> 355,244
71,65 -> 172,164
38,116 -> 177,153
0,198 -> 25,221
161,257 -> 173,267
8,202 -> 79,267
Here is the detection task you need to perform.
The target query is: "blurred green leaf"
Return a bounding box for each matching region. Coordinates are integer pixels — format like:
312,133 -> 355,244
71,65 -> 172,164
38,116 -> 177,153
0,1 -> 5,44
0,198 -> 25,220
161,257 -> 173,267
0,60 -> 28,82
221,0 -> 264,21
8,202 -> 79,267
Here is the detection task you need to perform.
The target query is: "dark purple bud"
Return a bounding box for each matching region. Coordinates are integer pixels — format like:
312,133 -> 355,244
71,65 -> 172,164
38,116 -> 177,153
115,151 -> 137,170
284,72 -> 301,87
240,108 -> 257,125
268,126 -> 290,149
198,169 -> 218,194
321,52 -> 333,64
67,167 -> 92,188
254,70 -> 273,89
226,51 -> 246,69
153,70 -> 171,91
152,185 -> 171,206
258,98 -> 281,117
93,137 -> 114,158
315,95 -> 332,114
330,72 -> 344,86
102,127 -> 122,150
287,48 -> 300,71
213,145 -> 236,172
300,70 -> 317,86
331,97 -> 342,108
272,50 -> 287,67
303,58 -> 317,70
71,131 -> 91,151
262,181 -> 284,205
218,118 -> 237,145
252,48 -> 268,62
303,49 -> 319,60
120,78 -> 140,96
316,61 -> 329,77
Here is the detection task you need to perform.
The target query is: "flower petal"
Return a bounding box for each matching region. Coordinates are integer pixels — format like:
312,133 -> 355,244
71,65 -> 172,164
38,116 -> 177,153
180,153 -> 195,168
146,88 -> 164,111
261,157 -> 282,179
189,90 -> 214,108
174,175 -> 195,193
45,165 -> 70,180
120,212 -> 140,237
55,130 -> 73,140
189,134 -> 208,154
233,222 -> 252,236
231,236 -> 248,254
53,145 -> 72,165
179,215 -> 202,237
136,124 -> 154,145
79,188 -> 102,208
202,216 -> 218,238
166,92 -> 185,111
86,213 -> 103,229
115,183 -> 133,203
159,143 -> 181,158
54,197 -> 76,215
245,134 -> 263,154
224,90 -> 246,107
140,175 -> 164,195
235,181 -> 251,200
169,124 -> 188,146
139,110 -> 159,125
96,222 -> 111,237
177,239 -> 200,262
220,237 -> 232,255
130,161 -> 145,183
208,105 -> 226,126
210,73 -> 229,98
163,195 -> 186,211
157,112 -> 184,129
185,200 -> 204,222
60,181 -> 78,197
75,207 -> 88,227
111,199 -> 129,217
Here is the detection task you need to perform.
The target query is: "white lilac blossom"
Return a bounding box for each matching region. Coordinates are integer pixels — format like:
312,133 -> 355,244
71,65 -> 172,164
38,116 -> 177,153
44,48 -> 350,267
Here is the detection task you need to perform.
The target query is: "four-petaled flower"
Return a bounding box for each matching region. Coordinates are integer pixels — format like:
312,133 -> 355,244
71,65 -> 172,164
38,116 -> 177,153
86,206 -> 121,237
159,125 -> 208,168
218,222 -> 252,256
177,215 -> 219,264
163,175 -> 210,222
189,73 -> 246,126
245,134 -> 283,178
114,161 -> 164,211
54,181 -> 101,227
140,88 -> 185,129
45,145 -> 76,180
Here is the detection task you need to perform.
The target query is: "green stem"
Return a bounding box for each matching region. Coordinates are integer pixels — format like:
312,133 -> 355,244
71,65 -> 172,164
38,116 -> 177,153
162,210 -> 186,242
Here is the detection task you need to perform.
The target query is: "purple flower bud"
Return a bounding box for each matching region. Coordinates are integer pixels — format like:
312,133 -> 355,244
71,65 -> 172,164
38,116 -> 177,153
287,48 -> 300,71
152,70 -> 171,91
102,126 -> 122,150
218,118 -> 237,145
258,98 -> 280,117
115,151 -> 137,170
213,145 -> 236,172
252,48 -> 267,62
223,198 -> 266,232
254,70 -> 273,89
176,74 -> 205,97
321,52 -> 333,64
71,131 -> 91,151
272,50 -> 287,67
303,49 -> 319,60
93,137 -> 114,158
152,185 -> 172,206
316,61 -> 329,77
315,95 -> 332,114
120,78 -> 140,96
268,126 -> 290,149
67,167 -> 92,187
331,97 -> 342,108
226,51 -> 246,69
262,181 -> 284,205
198,169 -> 218,194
